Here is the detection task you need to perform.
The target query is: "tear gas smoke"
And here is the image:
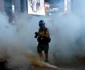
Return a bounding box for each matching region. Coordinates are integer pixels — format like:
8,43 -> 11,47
0,12 -> 58,69
0,0 -> 85,70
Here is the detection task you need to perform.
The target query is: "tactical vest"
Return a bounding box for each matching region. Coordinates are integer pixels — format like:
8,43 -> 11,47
37,28 -> 51,44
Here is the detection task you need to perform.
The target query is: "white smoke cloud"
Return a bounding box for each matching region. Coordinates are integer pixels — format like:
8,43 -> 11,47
0,12 -> 58,69
0,0 -> 85,69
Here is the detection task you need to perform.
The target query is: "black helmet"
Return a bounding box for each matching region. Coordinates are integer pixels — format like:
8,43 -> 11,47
39,20 -> 45,26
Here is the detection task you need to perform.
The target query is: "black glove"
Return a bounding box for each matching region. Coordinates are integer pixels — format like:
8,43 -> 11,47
37,36 -> 43,42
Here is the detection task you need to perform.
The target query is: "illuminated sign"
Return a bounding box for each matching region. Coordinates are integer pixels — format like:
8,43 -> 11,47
64,0 -> 71,13
28,0 -> 45,15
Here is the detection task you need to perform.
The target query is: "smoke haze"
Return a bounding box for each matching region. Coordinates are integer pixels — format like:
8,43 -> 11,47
0,0 -> 85,69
